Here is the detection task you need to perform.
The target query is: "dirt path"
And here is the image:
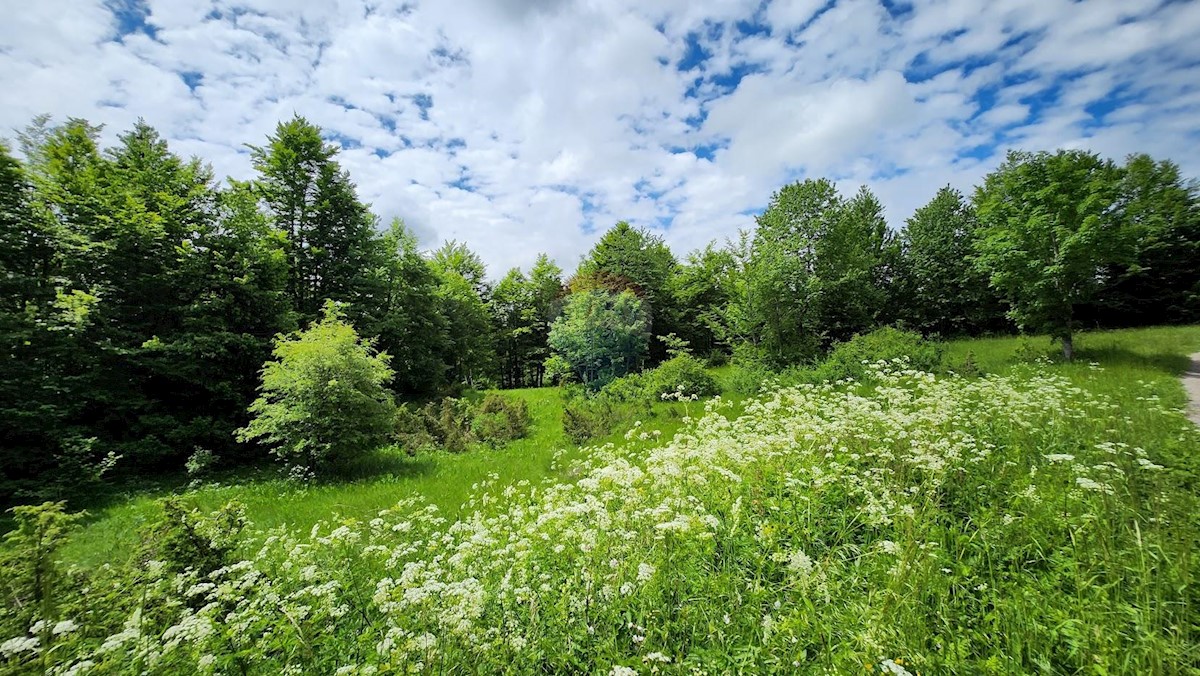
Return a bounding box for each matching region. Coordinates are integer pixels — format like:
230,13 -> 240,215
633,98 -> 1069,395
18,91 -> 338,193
1184,353 -> 1200,425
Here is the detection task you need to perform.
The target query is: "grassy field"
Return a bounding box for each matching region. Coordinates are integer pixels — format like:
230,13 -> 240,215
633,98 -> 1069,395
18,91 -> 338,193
5,325 -> 1200,674
58,325 -> 1200,567
59,387 -> 713,567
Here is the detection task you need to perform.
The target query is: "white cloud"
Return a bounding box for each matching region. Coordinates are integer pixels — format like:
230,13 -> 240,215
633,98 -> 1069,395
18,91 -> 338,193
0,0 -> 1196,277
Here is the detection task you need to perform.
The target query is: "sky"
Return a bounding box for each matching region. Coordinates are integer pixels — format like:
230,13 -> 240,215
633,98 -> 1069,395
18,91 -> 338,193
2,0 -> 1198,277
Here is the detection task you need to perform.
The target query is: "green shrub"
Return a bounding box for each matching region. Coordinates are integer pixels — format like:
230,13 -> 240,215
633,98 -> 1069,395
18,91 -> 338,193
138,498 -> 247,576
561,386 -> 650,445
645,354 -> 719,400
816,327 -> 943,382
0,502 -> 86,634
237,302 -> 396,472
471,394 -> 532,447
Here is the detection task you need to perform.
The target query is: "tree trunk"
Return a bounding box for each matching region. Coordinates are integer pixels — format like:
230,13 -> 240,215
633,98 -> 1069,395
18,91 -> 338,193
1061,332 -> 1074,361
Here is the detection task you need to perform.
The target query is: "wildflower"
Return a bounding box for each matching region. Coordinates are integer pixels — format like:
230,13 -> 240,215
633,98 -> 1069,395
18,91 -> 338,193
643,652 -> 671,663
51,620 -> 79,635
637,563 -> 656,581
609,667 -> 638,676
0,636 -> 39,657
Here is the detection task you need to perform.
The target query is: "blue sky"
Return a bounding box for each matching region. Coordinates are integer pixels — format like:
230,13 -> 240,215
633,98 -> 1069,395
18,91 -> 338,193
2,0 -> 1198,275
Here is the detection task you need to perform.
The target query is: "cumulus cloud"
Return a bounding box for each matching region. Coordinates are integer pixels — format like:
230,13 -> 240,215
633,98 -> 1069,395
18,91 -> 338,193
0,0 -> 1196,277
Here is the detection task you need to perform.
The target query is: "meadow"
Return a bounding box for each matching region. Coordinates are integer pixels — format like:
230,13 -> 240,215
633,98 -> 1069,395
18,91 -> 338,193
3,325 -> 1200,674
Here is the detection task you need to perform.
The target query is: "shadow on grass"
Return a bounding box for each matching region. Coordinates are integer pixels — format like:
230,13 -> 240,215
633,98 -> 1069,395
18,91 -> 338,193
1073,346 -> 1193,377
319,447 -> 436,483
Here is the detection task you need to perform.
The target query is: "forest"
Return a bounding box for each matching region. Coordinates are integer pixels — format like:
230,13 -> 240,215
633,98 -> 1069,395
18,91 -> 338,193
1,113 -> 1198,504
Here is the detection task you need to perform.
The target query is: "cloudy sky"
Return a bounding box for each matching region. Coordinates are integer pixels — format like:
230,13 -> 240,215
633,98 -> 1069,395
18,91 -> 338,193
2,0 -> 1198,276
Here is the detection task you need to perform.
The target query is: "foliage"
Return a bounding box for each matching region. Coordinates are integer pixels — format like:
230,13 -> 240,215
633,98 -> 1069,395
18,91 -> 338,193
576,221 -> 680,361
1083,153 -> 1200,327
249,115 -> 378,324
896,186 -> 1007,336
560,385 -> 651,445
490,255 -> 565,389
0,502 -> 85,636
644,354 -> 720,400
733,180 -> 897,366
138,498 -> 247,575
547,289 -> 650,389
816,327 -> 944,382
7,359 -> 1199,674
974,149 -> 1128,359
238,302 -> 395,471
471,394 -> 532,447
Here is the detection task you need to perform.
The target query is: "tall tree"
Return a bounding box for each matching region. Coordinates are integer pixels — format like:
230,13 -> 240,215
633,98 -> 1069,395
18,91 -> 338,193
813,185 -> 896,343
429,239 -> 494,389
897,186 -> 1007,336
357,220 -> 448,398
672,243 -> 736,358
974,149 -> 1127,360
737,178 -> 842,365
1084,154 -> 1200,326
575,222 -> 679,362
249,116 -> 378,324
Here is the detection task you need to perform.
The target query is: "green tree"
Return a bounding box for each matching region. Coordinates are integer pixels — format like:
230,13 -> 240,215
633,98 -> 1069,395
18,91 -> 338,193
489,254 -> 564,388
249,116 -> 378,323
974,149 -> 1126,360
672,243 -> 736,358
1085,154 -> 1200,326
897,186 -> 1007,336
547,289 -> 649,389
737,178 -> 841,365
813,185 -> 896,343
238,302 -> 395,470
429,239 -> 495,388
576,222 -> 679,362
357,220 -> 449,398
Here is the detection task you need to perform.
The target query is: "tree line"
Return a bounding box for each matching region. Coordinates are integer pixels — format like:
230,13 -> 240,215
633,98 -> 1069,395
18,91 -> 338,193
1,114 -> 1196,501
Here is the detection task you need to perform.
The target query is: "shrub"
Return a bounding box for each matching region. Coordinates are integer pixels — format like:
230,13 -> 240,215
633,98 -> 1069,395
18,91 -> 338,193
0,502 -> 85,634
471,394 -> 532,447
237,302 -> 396,472
816,327 -> 943,382
138,498 -> 247,576
561,386 -> 650,445
645,354 -> 719,400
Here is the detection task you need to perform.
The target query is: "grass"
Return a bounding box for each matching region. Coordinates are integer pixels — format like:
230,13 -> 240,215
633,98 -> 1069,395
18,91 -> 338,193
58,387 -> 713,567
7,324 -> 1199,674
57,325 -> 1200,568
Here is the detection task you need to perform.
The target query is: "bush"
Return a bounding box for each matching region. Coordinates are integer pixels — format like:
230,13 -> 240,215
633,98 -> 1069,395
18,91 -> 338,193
816,327 -> 943,382
561,386 -> 650,445
138,498 -> 247,576
395,394 -> 532,453
645,354 -> 719,400
237,302 -> 396,472
472,394 -> 532,447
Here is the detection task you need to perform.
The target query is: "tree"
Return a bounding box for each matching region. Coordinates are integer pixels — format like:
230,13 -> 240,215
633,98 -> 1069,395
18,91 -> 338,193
813,185 -> 897,343
672,243 -> 736,358
237,302 -> 395,470
973,149 -> 1126,360
897,186 -> 1007,336
356,220 -> 448,398
489,254 -> 565,388
575,222 -> 679,362
547,289 -> 649,389
431,239 -> 489,296
736,178 -> 841,365
249,116 -> 378,324
1084,154 -> 1200,326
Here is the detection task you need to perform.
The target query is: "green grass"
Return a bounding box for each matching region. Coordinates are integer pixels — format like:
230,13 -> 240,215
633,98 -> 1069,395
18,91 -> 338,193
9,324 -> 1199,674
53,324 -> 1200,571
59,386 -> 718,567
